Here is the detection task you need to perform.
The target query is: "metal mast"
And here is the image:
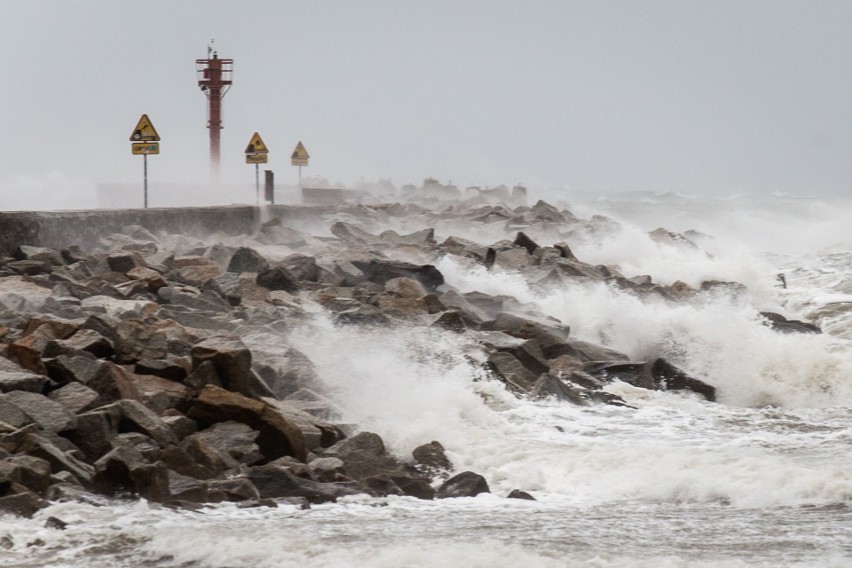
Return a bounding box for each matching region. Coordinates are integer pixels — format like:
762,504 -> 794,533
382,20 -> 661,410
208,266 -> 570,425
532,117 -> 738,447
196,41 -> 233,181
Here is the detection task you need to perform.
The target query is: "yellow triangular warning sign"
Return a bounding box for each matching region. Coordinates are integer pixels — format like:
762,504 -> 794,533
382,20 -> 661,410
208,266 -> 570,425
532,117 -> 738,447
291,141 -> 309,166
129,114 -> 160,142
245,132 -> 269,154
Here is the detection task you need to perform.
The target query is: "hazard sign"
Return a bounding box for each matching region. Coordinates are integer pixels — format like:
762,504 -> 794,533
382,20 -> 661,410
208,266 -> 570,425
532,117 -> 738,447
130,114 -> 160,141
245,132 -> 269,154
246,153 -> 268,164
291,141 -> 309,166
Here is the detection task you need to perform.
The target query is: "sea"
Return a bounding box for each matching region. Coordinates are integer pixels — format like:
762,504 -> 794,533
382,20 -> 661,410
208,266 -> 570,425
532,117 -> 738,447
0,190 -> 850,567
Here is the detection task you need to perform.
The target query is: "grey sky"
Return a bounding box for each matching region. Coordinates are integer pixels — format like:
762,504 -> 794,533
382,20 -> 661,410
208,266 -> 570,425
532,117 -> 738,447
2,0 -> 851,206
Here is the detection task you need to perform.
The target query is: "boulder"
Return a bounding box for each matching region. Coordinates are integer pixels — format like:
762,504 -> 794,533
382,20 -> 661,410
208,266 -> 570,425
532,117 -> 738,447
191,336 -> 267,399
507,489 -> 535,500
486,352 -> 539,393
47,382 -> 100,414
104,399 -> 179,446
349,260 -> 444,292
124,372 -> 192,414
243,465 -> 339,503
529,374 -> 589,405
384,277 -> 427,299
63,408 -> 121,461
412,441 -> 453,478
187,385 -> 307,462
256,267 -> 301,294
436,471 -> 490,498
16,433 -> 93,484
760,312 -> 821,335
0,490 -> 49,518
107,252 -> 146,274
0,370 -> 49,394
0,455 -> 52,495
226,247 -> 270,274
180,421 -> 263,474
2,392 -> 77,433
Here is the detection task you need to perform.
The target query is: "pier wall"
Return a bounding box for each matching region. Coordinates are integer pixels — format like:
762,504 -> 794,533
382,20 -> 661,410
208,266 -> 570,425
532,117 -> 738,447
0,205 -> 333,256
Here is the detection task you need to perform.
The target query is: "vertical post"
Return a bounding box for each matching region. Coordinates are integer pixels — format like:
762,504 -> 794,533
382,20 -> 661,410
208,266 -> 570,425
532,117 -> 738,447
255,163 -> 260,206
143,154 -> 148,208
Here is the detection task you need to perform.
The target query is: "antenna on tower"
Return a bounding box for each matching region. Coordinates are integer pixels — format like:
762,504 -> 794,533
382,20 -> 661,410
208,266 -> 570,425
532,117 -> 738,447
208,39 -> 214,58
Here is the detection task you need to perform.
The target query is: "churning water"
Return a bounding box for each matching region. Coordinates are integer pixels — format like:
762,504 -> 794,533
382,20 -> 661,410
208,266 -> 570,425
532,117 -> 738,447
1,192 -> 850,567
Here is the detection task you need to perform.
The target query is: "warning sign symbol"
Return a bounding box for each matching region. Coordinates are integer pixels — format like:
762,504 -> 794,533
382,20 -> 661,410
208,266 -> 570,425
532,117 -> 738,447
245,132 -> 269,154
291,141 -> 309,166
129,114 -> 160,142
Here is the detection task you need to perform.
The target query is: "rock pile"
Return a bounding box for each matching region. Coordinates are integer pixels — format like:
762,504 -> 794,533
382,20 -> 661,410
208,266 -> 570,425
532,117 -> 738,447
0,198 -> 805,517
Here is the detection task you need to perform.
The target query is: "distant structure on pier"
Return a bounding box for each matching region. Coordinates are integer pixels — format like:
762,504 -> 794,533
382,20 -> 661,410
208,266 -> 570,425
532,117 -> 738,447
196,41 -> 233,181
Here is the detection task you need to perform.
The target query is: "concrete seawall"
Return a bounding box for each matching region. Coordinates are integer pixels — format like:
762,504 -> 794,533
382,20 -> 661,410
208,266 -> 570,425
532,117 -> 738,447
0,205 -> 335,256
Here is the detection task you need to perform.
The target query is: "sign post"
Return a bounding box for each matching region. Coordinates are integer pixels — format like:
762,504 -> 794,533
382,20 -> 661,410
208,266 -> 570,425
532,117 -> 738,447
245,132 -> 269,206
129,114 -> 160,208
291,141 -> 310,189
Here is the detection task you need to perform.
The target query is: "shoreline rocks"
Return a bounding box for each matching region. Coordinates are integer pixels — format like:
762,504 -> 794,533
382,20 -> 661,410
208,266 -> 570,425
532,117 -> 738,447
0,197 -> 807,517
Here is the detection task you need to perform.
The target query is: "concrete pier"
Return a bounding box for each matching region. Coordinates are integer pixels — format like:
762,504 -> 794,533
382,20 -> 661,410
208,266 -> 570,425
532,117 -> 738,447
0,205 -> 334,256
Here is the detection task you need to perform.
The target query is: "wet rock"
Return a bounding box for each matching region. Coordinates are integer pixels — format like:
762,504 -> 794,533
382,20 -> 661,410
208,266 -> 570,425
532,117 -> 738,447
308,456 -> 346,482
350,260 -> 444,292
760,312 -> 821,334
226,247 -> 270,274
190,336 -> 269,399
0,490 -> 50,518
244,465 -> 339,503
167,470 -> 210,504
384,277 -> 427,298
2,392 -> 77,433
180,421 -> 263,474
0,369 -> 49,394
46,328 -> 114,359
412,441 -> 453,478
646,358 -> 716,402
134,358 -> 188,381
436,471 -> 490,498
63,408 -> 121,461
107,252 -> 147,274
256,267 -> 301,294
187,385 -> 307,462
507,489 -> 535,500
16,433 -> 93,484
44,516 -> 69,530
125,372 -> 192,414
47,382 -> 100,414
529,374 -> 590,405
513,232 -> 540,255
431,310 -> 467,333
0,455 -> 52,495
160,445 -> 215,480
207,477 -> 260,502
486,351 -> 539,393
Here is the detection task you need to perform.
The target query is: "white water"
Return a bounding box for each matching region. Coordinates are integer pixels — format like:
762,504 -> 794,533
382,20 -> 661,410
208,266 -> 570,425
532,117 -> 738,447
1,193 -> 850,567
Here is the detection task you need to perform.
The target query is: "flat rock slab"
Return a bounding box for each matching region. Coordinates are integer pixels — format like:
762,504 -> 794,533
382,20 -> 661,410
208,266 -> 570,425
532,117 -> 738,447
3,391 -> 77,433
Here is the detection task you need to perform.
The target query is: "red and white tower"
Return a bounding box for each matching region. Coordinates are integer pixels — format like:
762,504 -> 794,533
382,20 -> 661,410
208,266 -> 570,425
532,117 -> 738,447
196,41 -> 233,181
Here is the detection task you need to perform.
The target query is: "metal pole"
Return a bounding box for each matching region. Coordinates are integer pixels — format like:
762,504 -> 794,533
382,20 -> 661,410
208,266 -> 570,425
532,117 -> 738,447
144,154 -> 148,208
255,163 -> 259,206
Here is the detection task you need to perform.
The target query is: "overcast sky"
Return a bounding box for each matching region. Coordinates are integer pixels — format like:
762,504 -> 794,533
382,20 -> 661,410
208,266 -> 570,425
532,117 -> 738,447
2,1 -> 852,209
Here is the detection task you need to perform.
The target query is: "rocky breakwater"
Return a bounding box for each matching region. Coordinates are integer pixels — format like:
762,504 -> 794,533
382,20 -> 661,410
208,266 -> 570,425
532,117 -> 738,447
0,199 -> 816,519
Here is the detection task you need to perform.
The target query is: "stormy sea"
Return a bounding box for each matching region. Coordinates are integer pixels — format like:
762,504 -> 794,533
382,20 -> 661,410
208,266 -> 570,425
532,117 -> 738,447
0,189 -> 850,568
